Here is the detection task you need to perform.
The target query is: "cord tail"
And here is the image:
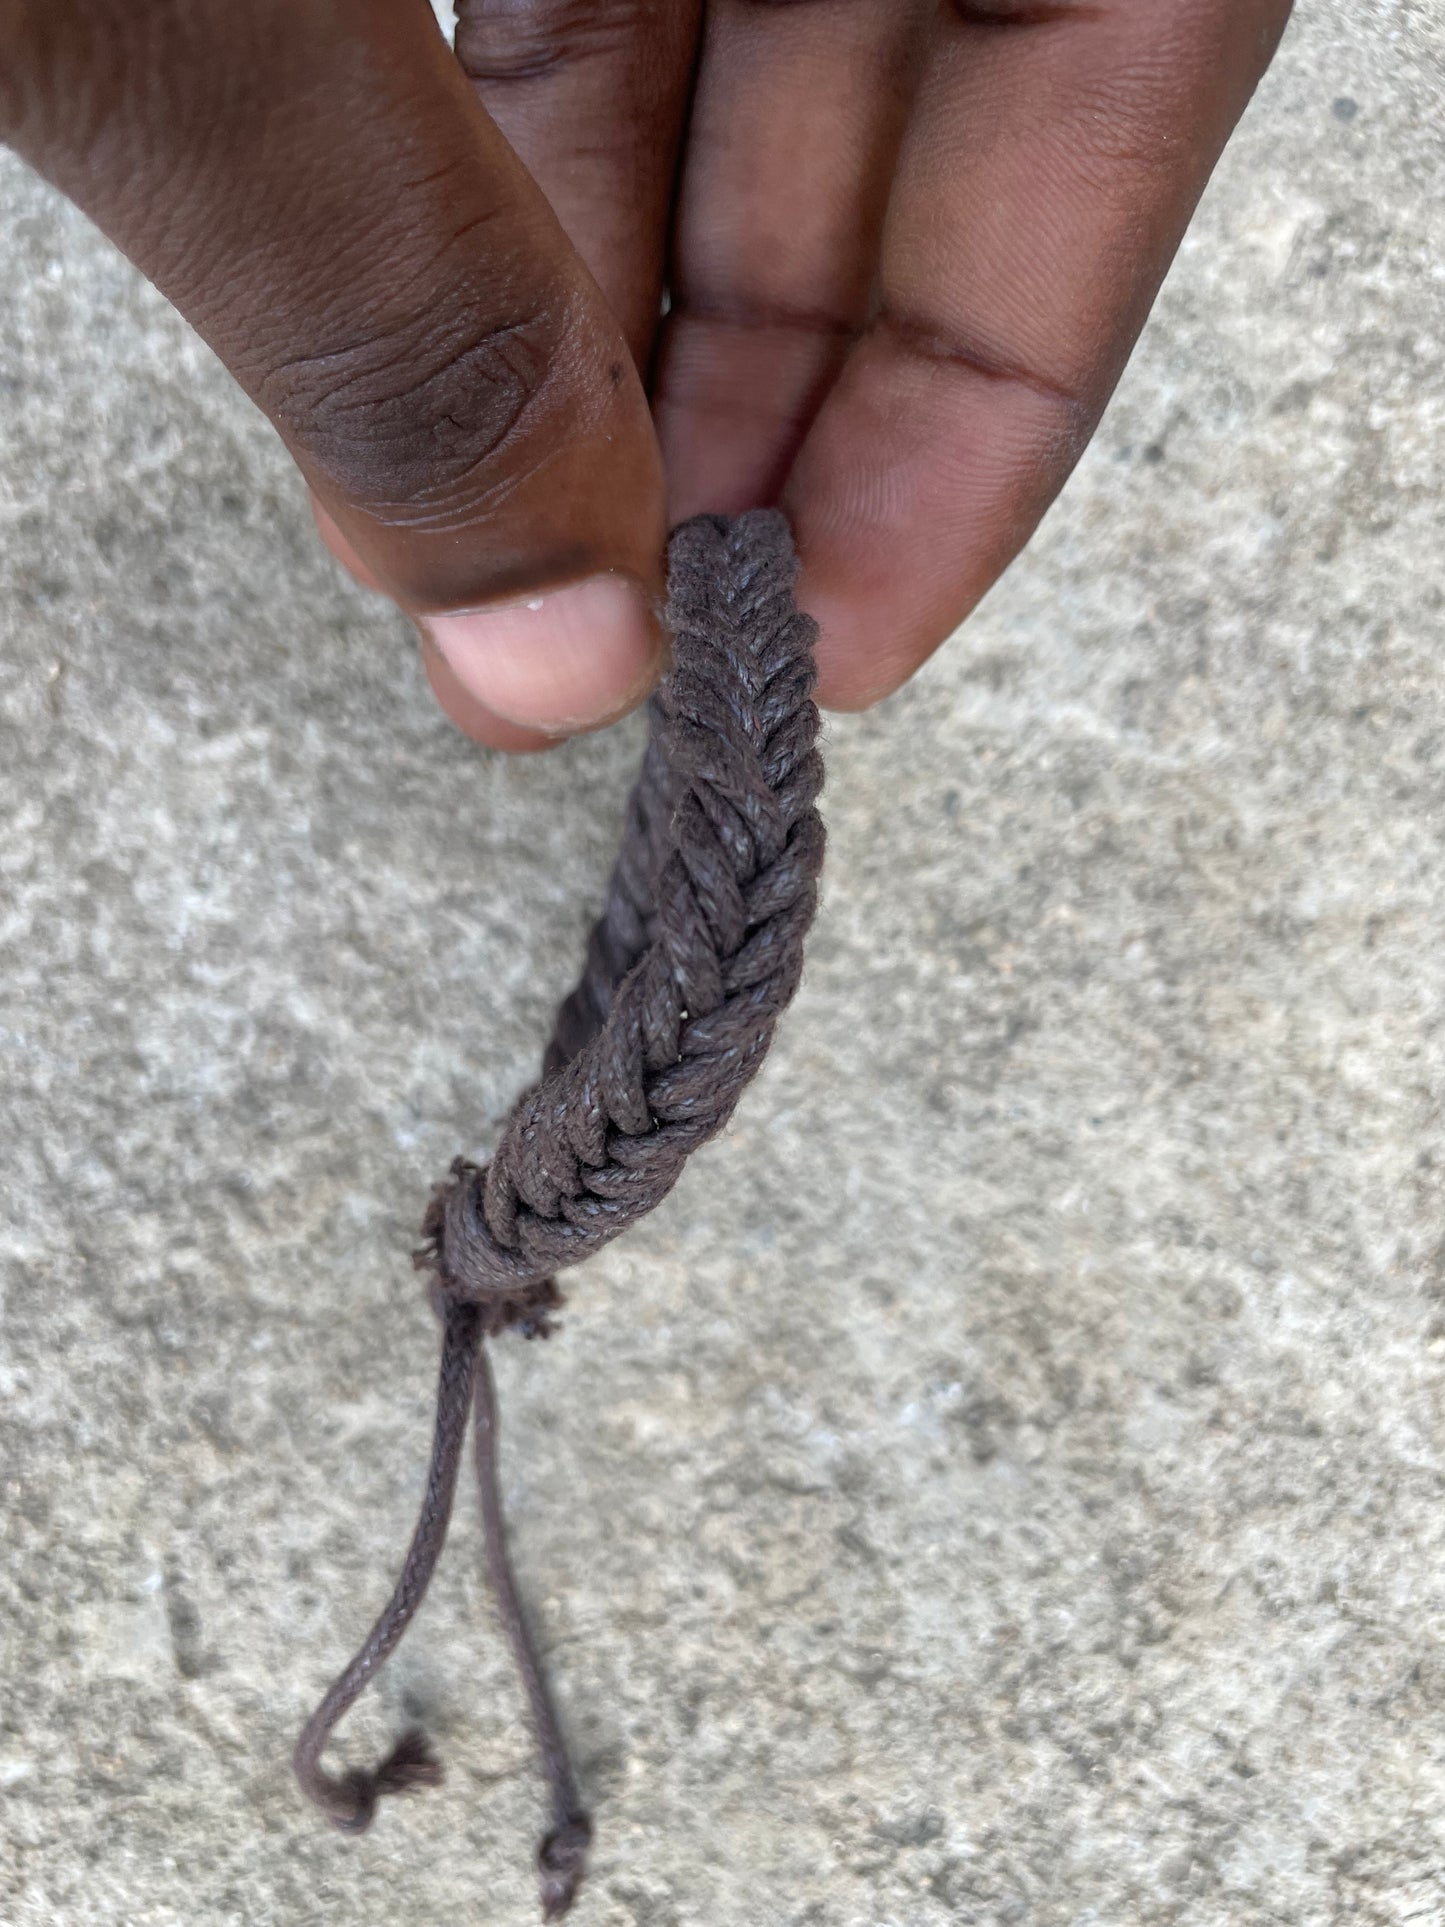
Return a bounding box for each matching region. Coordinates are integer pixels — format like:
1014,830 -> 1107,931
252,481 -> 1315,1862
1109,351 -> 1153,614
293,1299 -> 483,1830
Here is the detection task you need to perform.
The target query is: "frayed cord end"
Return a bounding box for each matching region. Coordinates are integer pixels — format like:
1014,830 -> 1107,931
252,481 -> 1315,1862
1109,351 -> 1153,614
327,1728 -> 443,1835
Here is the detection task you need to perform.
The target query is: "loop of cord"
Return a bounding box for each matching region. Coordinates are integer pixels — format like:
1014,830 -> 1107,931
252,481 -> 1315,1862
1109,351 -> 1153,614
293,510 -> 825,1918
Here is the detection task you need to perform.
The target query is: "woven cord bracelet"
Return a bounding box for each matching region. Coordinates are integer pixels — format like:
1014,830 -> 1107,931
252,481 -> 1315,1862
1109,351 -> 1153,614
291,510 -> 826,1918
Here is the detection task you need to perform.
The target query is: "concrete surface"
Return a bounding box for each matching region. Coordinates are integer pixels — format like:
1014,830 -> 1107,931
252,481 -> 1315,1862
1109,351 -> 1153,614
3,5 -> 1445,1924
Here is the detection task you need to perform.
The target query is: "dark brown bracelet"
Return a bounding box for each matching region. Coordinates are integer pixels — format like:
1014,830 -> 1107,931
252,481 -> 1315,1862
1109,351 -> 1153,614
291,510 -> 826,1919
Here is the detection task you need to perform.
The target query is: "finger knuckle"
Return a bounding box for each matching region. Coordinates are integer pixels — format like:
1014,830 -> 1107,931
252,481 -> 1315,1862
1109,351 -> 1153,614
949,1 -> 1092,25
454,0 -> 661,84
263,290 -> 578,521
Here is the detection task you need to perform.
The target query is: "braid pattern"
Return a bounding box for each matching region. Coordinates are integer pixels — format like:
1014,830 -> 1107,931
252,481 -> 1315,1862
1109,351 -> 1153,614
418,509 -> 825,1315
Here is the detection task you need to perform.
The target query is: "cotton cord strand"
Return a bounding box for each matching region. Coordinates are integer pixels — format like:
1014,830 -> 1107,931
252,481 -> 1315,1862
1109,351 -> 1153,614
293,510 -> 825,1917
473,1346 -> 594,1920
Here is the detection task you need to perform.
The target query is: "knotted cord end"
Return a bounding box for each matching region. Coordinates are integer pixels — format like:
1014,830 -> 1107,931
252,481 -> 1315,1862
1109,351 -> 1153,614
295,1725 -> 444,1837
333,1728 -> 443,1835
538,1811 -> 593,1921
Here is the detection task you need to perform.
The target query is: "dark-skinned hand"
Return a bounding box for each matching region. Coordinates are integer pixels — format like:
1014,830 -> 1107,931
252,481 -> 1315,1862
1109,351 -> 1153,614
1,0 -> 1293,752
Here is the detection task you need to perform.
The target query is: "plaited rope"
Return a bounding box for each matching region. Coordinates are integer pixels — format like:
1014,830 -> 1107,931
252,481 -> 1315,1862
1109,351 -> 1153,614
293,510 -> 825,1918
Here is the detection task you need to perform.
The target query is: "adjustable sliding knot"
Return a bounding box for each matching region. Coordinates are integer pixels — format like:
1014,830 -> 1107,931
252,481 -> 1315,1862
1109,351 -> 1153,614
416,1157 -> 562,1336
294,511 -> 826,1920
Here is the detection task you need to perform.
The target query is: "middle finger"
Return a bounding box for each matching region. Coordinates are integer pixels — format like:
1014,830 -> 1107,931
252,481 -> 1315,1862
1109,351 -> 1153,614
454,0 -> 702,365
655,0 -> 925,521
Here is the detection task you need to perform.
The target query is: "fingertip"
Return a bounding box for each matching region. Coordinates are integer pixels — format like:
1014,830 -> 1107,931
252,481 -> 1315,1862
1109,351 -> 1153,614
794,504 -> 997,715
794,528 -> 965,716
802,587 -> 918,714
416,574 -> 664,737
418,628 -> 567,755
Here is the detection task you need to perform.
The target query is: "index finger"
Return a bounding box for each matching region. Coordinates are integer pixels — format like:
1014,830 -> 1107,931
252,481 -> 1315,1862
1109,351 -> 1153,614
782,0 -> 1293,710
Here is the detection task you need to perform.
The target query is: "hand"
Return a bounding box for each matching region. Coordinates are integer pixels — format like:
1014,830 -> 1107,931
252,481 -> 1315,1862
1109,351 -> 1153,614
2,0 -> 1291,752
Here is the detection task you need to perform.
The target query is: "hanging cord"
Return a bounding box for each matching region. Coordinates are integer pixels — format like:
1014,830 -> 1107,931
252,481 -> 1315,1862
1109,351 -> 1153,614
474,1346 -> 593,1921
293,510 -> 825,1917
292,1299 -> 481,1829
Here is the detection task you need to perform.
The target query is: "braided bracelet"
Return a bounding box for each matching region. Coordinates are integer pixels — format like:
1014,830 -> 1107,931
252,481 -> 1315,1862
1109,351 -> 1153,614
292,510 -> 826,1918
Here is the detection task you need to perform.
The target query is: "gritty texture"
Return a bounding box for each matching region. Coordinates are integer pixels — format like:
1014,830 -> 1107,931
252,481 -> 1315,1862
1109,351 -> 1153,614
2,5 -> 1444,1925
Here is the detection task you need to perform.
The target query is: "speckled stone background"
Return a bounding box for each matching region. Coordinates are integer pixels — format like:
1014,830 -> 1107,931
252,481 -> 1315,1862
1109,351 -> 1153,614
3,6 -> 1444,1925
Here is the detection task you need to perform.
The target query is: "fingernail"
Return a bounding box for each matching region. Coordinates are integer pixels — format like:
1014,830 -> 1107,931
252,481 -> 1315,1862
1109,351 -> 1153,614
417,576 -> 659,735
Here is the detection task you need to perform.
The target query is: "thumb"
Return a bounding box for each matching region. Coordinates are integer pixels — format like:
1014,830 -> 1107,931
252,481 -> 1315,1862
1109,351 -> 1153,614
2,0 -> 665,744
